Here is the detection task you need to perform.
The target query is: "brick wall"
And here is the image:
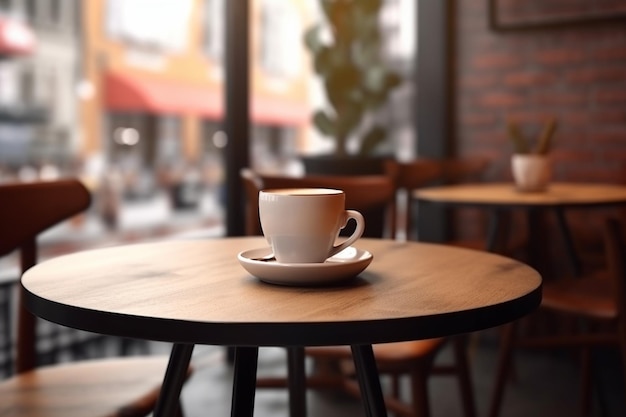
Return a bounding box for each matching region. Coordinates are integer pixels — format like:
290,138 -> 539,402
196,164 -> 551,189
452,0 -> 626,265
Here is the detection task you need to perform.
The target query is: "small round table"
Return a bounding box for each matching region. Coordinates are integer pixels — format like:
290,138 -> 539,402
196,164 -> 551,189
415,182 -> 626,275
22,237 -> 541,417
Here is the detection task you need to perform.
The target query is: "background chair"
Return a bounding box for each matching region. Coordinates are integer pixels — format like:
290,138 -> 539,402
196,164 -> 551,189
241,168 -> 477,417
489,217 -> 626,417
388,156 -> 492,245
0,179 -> 188,417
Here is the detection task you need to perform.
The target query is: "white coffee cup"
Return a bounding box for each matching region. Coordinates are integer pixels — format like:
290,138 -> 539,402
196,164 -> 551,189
259,188 -> 365,264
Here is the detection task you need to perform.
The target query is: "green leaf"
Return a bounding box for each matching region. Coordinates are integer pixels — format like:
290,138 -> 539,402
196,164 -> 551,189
312,110 -> 336,137
303,0 -> 403,156
535,117 -> 557,155
507,119 -> 529,154
303,25 -> 324,54
359,125 -> 387,155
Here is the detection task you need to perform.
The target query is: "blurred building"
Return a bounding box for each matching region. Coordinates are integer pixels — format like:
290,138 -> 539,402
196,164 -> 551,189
0,0 -> 80,179
79,0 -> 312,202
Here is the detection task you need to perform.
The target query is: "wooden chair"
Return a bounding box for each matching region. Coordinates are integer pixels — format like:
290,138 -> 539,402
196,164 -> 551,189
388,156 -> 491,244
241,168 -> 477,417
489,217 -> 626,417
0,179 -> 188,417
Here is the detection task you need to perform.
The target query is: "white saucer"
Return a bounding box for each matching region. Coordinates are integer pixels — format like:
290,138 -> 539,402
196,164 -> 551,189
237,246 -> 373,286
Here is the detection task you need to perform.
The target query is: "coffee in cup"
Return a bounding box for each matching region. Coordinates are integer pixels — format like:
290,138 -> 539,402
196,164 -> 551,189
258,188 -> 365,264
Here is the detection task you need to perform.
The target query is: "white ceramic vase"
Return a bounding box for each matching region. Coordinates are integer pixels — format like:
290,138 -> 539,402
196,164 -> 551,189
511,154 -> 551,192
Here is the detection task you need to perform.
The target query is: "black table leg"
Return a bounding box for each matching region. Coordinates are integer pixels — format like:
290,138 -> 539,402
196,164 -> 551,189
153,343 -> 195,417
554,207 -> 582,276
287,346 -> 307,417
231,346 -> 259,417
351,344 -> 388,417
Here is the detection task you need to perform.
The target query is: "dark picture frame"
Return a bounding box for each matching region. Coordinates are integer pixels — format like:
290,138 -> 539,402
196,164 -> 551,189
488,0 -> 626,31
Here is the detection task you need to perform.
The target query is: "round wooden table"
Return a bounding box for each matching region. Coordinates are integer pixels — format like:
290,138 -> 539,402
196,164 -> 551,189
22,237 -> 542,417
415,182 -> 626,208
415,182 -> 626,275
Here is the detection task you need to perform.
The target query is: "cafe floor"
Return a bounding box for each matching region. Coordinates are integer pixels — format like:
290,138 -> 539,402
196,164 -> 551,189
140,328 -> 624,417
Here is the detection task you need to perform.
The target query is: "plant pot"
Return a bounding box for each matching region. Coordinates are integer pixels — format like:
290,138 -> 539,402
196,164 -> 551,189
511,154 -> 551,192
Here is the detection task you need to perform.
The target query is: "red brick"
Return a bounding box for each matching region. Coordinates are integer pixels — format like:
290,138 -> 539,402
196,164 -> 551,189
461,129 -> 509,148
591,46 -> 626,62
597,151 -> 626,164
589,110 -> 626,125
552,150 -> 593,163
506,111 -> 556,124
549,133 -> 588,148
478,91 -> 526,108
594,89 -> 626,104
534,48 -> 587,66
589,130 -> 626,144
559,111 -> 591,127
531,91 -> 587,106
471,52 -> 525,71
458,73 -> 499,90
459,111 -> 498,127
561,166 -> 624,183
566,67 -> 626,84
503,71 -> 557,88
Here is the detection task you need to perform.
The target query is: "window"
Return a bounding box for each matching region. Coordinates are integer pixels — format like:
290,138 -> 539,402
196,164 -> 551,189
106,0 -> 193,52
20,67 -> 35,106
203,0 -> 224,61
259,0 -> 301,78
0,0 -> 11,13
380,0 -> 416,61
156,116 -> 182,165
49,0 -> 61,26
24,0 -> 36,24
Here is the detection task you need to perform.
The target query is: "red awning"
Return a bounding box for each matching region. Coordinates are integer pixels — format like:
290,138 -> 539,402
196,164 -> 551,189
104,72 -> 310,126
252,96 -> 310,125
104,72 -> 222,118
0,18 -> 36,56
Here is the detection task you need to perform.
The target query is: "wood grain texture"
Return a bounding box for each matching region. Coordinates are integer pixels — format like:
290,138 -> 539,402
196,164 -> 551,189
22,237 -> 541,347
414,183 -> 626,208
0,357 -> 169,417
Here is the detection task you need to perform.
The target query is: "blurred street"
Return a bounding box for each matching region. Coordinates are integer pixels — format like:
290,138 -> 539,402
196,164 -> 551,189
0,188 -> 225,286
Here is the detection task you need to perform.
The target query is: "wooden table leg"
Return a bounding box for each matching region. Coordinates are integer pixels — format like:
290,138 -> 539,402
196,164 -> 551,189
153,343 -> 195,417
351,344 -> 388,417
287,346 -> 307,417
231,346 -> 259,417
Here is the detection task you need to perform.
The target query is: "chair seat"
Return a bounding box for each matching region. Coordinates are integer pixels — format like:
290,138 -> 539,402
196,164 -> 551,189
307,338 -> 446,364
0,355 -> 172,417
542,274 -> 617,321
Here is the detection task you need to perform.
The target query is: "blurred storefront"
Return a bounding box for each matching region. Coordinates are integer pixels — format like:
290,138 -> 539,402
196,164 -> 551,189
0,1 -> 80,181
79,0 -> 312,210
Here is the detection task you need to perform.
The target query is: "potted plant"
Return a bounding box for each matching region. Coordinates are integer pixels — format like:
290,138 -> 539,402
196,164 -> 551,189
507,116 -> 557,192
302,0 -> 403,175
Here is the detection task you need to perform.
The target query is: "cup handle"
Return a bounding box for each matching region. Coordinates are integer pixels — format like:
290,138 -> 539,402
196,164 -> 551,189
328,210 -> 365,258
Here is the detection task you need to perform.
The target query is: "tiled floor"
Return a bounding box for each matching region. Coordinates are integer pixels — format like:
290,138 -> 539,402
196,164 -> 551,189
154,328 -> 624,417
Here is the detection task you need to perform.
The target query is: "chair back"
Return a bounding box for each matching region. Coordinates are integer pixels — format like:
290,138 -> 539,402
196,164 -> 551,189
240,168 -> 396,238
603,217 -> 626,321
391,156 -> 491,240
0,179 -> 91,373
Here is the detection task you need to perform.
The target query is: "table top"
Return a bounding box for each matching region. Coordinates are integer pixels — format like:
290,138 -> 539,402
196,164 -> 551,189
414,182 -> 626,208
22,237 -> 541,347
